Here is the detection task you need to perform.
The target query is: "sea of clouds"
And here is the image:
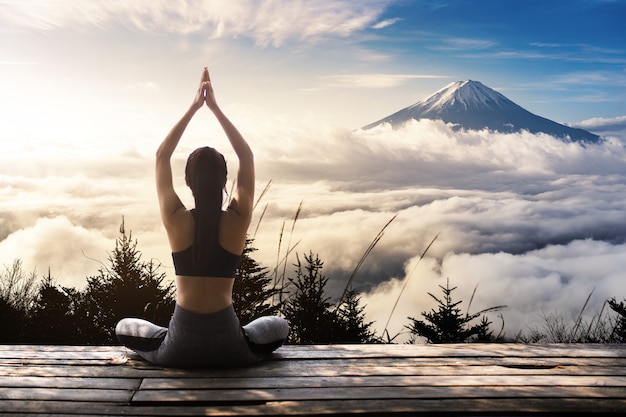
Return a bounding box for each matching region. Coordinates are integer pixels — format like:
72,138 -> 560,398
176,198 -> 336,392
2,112 -> 626,341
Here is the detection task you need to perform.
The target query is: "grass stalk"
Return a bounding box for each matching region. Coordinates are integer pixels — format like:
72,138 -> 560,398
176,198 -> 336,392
273,221 -> 286,305
570,289 -> 594,341
253,180 -> 272,212
252,204 -> 268,240
382,233 -> 439,339
466,284 -> 478,318
334,214 -> 397,312
280,201 -> 303,298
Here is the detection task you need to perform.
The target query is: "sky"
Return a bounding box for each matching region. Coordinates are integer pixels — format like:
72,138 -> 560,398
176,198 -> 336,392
1,0 -> 626,341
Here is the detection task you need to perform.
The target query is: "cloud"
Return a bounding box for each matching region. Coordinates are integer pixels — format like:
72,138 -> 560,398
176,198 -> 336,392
319,73 -> 450,89
126,81 -> 160,91
530,42 -> 564,48
0,0 -> 391,46
252,118 -> 626,189
548,71 -> 620,86
362,239 -> 626,342
0,216 -> 113,289
455,44 -> 626,65
3,114 -> 626,340
571,115 -> 626,134
0,1 -> 114,30
244,118 -> 626,339
372,17 -> 402,29
0,61 -> 36,65
567,115 -> 626,146
436,37 -> 497,50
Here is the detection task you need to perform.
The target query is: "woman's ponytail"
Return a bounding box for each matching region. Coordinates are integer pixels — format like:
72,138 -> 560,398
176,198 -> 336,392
185,147 -> 227,270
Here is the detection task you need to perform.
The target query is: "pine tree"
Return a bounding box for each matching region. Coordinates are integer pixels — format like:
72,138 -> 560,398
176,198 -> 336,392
282,252 -> 337,344
233,239 -> 283,325
83,218 -> 174,344
334,287 -> 377,343
406,278 -> 495,343
0,259 -> 38,342
608,297 -> 626,342
24,271 -> 85,344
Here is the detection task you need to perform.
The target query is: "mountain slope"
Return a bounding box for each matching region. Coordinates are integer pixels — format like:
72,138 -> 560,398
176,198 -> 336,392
363,80 -> 600,143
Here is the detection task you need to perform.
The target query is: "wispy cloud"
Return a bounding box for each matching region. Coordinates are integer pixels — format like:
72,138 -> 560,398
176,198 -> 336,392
519,71 -> 626,103
320,73 -> 450,89
459,45 -> 626,65
434,37 -> 497,51
126,81 -> 160,91
0,0 -> 391,47
572,115 -> 626,133
548,71 -> 624,86
372,17 -> 402,29
530,42 -> 564,48
0,61 -> 36,65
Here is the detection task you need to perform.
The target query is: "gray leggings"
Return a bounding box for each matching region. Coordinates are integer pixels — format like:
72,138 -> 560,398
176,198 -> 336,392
115,304 -> 289,368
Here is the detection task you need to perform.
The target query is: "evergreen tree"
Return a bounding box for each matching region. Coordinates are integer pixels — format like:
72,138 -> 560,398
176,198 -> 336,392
471,316 -> 497,343
83,218 -> 174,344
0,259 -> 38,342
233,238 -> 283,325
608,297 -> 626,342
0,297 -> 24,343
406,278 -> 497,343
282,252 -> 337,344
333,287 -> 377,343
24,272 -> 85,344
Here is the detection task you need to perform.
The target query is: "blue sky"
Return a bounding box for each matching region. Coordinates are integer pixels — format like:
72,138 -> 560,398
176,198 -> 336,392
364,0 -> 626,124
2,1 -> 626,338
1,0 -> 624,133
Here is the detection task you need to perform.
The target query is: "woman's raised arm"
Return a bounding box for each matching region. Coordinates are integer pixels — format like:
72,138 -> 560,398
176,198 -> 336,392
156,68 -> 209,229
204,70 -> 255,222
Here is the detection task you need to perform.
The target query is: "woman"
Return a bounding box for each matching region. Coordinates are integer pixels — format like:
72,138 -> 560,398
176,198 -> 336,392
115,67 -> 289,368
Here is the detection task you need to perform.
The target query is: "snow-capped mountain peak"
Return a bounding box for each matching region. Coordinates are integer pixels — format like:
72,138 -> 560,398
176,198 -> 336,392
418,80 -> 509,113
363,80 -> 600,143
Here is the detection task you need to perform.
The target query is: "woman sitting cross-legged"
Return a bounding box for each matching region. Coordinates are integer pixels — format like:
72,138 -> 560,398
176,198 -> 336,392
115,67 -> 289,368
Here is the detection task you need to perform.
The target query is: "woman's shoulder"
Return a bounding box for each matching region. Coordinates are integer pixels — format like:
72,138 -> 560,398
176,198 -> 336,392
166,209 -> 195,252
219,203 -> 249,254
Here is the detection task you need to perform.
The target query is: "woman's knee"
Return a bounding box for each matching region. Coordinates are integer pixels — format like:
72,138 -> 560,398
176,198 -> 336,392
115,318 -> 167,352
243,316 -> 290,344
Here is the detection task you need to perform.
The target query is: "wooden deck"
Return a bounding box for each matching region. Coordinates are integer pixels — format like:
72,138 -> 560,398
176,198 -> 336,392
1,343 -> 625,416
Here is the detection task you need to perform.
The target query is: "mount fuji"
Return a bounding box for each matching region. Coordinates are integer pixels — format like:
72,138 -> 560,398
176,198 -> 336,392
363,80 -> 600,143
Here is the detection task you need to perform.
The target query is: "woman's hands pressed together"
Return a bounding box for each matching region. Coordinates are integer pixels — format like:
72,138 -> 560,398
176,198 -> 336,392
190,66 -> 220,113
191,67 -> 211,112
203,68 -> 219,112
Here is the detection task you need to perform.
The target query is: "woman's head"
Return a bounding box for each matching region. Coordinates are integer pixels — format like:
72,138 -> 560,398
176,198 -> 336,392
185,147 -> 227,203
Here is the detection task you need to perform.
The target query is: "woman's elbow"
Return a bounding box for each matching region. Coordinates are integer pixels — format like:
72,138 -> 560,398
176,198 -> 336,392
242,147 -> 254,164
155,145 -> 170,161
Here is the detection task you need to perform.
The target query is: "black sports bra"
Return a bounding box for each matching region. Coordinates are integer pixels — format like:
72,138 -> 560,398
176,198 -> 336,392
172,243 -> 242,278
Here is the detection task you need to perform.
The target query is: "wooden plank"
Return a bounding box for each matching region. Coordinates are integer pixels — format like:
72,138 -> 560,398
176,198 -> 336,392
3,343 -> 626,359
0,349 -> 126,360
138,374 -> 626,390
5,363 -> 626,382
272,343 -> 626,359
0,345 -> 124,352
3,398 -> 626,416
3,355 -> 626,375
0,359 -> 127,366
6,351 -> 626,369
132,385 -> 626,403
0,376 -> 140,390
0,387 -> 134,402
3,345 -> 626,368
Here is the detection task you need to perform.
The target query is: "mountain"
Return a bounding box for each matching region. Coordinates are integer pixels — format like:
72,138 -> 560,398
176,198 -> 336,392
363,80 -> 600,143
